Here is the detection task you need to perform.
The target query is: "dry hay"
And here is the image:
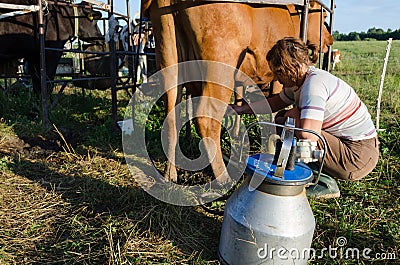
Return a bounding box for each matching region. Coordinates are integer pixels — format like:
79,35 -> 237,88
0,129 -> 221,264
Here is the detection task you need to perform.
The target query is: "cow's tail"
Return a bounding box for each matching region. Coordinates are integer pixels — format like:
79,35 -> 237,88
141,0 -> 152,18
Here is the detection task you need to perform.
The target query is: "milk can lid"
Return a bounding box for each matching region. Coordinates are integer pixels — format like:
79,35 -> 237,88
246,154 -> 314,186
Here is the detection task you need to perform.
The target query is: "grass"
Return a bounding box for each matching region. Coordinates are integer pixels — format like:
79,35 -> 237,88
309,40 -> 400,264
0,40 -> 399,264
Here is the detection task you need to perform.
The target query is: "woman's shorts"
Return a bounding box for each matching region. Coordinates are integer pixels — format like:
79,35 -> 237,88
317,131 -> 380,180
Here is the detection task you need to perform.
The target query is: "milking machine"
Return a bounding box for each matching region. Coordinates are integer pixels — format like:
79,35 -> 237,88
218,117 -> 327,265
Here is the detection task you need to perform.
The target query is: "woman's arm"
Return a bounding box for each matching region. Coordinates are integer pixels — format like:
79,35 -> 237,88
283,107 -> 322,142
299,118 -> 322,142
226,94 -> 290,116
267,94 -> 291,113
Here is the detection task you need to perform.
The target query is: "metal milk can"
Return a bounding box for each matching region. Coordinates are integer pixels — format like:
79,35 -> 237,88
218,118 -> 326,265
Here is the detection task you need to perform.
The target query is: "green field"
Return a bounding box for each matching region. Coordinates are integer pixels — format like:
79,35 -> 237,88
0,40 -> 399,264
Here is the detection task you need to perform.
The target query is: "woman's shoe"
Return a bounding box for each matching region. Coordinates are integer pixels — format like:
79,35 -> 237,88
306,174 -> 340,199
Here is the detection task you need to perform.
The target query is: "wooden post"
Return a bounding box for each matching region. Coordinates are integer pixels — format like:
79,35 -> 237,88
376,38 -> 392,131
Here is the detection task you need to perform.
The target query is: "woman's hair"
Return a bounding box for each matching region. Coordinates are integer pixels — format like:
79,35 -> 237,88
266,37 -> 317,85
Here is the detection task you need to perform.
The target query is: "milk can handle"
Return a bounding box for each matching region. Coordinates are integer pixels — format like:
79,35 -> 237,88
239,121 -> 327,186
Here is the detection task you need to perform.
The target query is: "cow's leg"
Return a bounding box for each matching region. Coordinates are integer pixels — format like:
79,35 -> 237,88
164,84 -> 179,182
196,82 -> 233,184
232,85 -> 244,138
150,11 -> 180,182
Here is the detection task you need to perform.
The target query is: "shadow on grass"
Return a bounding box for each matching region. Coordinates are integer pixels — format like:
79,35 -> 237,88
0,89 -> 128,151
1,87 -> 223,260
7,155 -> 222,264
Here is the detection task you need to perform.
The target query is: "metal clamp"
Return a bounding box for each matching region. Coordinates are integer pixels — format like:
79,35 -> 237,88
239,120 -> 327,186
274,117 -> 295,177
296,139 -> 323,163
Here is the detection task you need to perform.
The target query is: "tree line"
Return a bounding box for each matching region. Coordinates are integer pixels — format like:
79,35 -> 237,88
333,27 -> 399,41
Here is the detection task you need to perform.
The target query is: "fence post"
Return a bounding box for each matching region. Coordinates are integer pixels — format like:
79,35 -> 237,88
376,38 -> 392,131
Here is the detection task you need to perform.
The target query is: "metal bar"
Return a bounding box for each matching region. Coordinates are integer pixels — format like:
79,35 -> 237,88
127,0 -> 136,130
48,76 -> 112,83
319,0 -> 334,71
126,0 -> 132,48
199,0 -> 304,4
0,10 -> 32,20
28,0 -> 135,129
0,3 -> 39,11
108,0 -> 119,129
133,1 -> 145,133
117,83 -> 137,90
318,5 -> 323,69
45,47 -> 110,56
0,74 -> 30,79
300,0 -> 309,42
193,0 -> 334,13
116,50 -> 156,56
326,0 -> 335,71
46,0 -> 111,13
94,8 -> 126,18
133,10 -> 144,89
49,81 -> 69,110
38,0 -> 50,128
81,0 -> 111,11
310,0 -> 333,14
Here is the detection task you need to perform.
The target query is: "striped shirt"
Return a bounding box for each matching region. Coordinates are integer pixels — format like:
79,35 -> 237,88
279,66 -> 377,140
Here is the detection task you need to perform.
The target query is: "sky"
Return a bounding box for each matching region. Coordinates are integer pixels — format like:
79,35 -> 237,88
114,0 -> 399,34
333,0 -> 400,33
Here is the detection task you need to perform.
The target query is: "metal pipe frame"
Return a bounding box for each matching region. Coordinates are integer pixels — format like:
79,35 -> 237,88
38,0 -> 49,128
326,0 -> 335,71
300,0 -> 309,42
318,4 -> 323,69
34,0 -> 335,128
2,0 -> 139,127
0,3 -> 39,11
7,0 -> 135,128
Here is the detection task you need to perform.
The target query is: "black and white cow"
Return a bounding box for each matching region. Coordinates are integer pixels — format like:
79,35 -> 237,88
0,0 -> 104,94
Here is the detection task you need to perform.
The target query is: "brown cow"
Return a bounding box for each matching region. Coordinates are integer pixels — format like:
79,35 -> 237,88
143,0 -> 333,183
331,48 -> 342,70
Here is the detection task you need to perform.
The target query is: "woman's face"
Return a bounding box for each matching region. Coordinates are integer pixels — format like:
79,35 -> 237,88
269,62 -> 297,88
269,61 -> 308,88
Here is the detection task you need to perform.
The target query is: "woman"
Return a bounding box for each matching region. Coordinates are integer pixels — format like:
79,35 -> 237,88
229,37 -> 379,183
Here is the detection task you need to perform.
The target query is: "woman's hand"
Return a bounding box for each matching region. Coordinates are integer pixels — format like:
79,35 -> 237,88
281,107 -> 322,142
284,107 -> 301,127
225,104 -> 244,116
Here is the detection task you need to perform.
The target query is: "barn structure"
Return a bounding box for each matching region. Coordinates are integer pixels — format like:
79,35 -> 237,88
0,0 -> 151,128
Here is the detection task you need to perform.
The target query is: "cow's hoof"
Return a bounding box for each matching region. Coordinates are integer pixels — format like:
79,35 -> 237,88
164,171 -> 178,183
